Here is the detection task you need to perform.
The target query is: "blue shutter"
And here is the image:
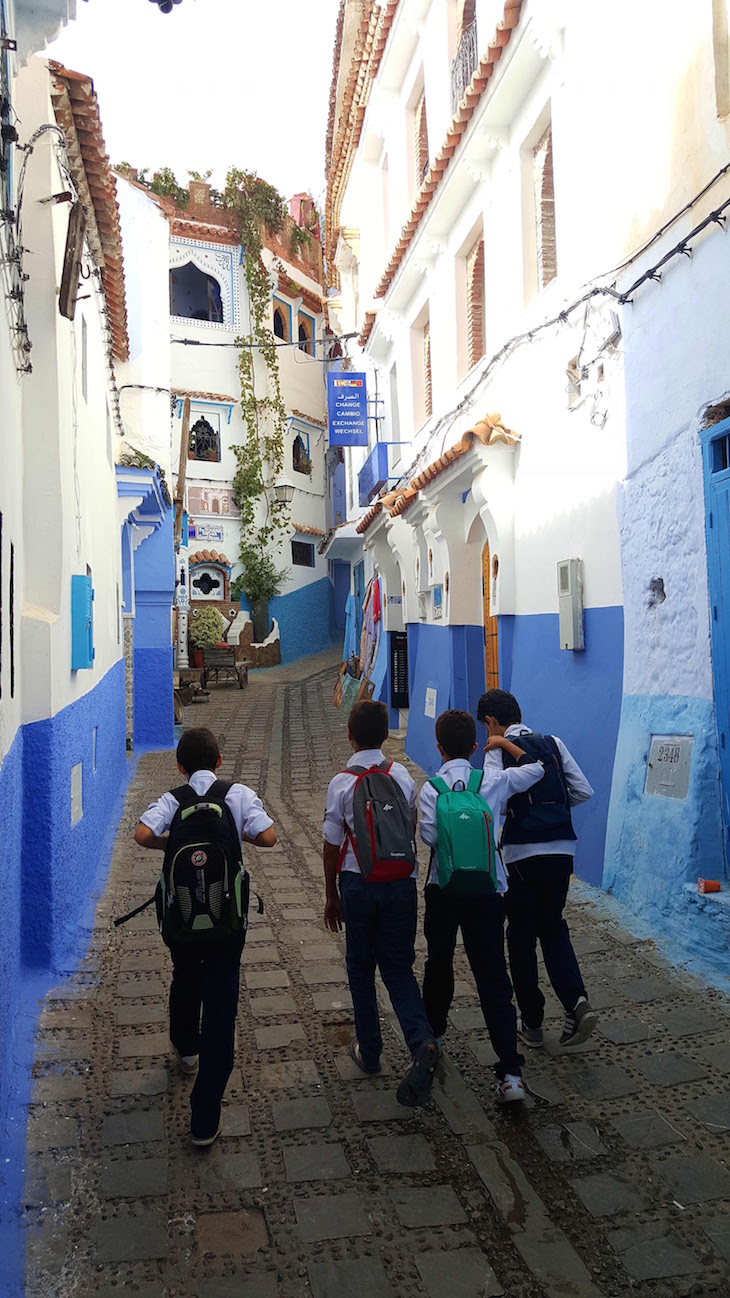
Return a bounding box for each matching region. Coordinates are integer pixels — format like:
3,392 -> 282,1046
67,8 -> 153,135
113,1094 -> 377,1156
71,574 -> 94,670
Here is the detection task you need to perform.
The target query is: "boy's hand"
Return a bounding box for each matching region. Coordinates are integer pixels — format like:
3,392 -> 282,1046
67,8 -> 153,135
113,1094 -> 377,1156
324,895 -> 342,932
485,736 -> 506,752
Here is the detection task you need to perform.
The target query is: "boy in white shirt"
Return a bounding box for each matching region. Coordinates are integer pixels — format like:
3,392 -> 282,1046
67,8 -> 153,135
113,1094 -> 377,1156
323,700 -> 439,1107
135,727 -> 276,1147
478,689 -> 597,1049
419,709 -> 545,1102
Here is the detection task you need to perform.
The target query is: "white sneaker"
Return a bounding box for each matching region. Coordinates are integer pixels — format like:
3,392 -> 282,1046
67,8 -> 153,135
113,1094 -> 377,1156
497,1073 -> 526,1103
173,1046 -> 199,1076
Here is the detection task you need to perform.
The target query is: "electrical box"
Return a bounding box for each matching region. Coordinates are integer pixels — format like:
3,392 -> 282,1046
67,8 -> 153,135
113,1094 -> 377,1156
557,558 -> 584,651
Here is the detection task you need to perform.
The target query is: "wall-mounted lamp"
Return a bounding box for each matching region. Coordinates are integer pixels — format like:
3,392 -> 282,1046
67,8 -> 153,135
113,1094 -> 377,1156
274,475 -> 295,505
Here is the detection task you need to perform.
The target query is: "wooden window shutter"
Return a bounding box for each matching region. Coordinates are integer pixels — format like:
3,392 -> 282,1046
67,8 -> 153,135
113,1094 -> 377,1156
414,90 -> 429,188
466,234 -> 485,369
424,320 -> 433,420
533,124 -> 557,288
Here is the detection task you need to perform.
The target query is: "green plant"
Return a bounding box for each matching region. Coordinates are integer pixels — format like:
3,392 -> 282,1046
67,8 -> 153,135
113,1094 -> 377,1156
188,606 -> 225,649
231,552 -> 287,606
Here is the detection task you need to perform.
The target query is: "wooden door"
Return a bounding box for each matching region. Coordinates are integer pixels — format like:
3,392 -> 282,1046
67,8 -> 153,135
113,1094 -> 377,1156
482,540 -> 499,690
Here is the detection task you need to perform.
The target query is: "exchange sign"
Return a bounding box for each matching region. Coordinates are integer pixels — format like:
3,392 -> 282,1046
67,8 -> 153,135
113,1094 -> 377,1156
327,372 -> 368,447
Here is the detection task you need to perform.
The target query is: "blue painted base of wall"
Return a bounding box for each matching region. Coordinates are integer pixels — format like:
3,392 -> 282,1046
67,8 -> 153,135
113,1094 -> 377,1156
404,608 -> 624,886
270,576 -> 337,665
604,693 -> 730,968
133,645 -> 174,749
0,659 -> 131,1293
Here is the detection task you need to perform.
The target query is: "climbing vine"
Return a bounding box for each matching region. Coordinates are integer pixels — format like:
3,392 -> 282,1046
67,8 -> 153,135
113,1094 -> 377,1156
223,168 -> 311,606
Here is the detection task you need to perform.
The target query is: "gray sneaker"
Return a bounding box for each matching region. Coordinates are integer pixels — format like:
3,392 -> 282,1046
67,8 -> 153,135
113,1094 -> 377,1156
559,997 -> 598,1047
517,1019 -> 544,1049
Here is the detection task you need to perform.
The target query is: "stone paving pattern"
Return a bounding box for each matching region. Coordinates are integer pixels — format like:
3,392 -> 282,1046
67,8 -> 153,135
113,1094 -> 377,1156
23,650 -> 730,1296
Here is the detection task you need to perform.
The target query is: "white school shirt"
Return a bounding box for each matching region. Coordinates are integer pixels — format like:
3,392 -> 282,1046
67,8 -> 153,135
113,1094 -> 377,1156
483,725 -> 594,863
139,769 -> 273,843
323,748 -> 418,876
418,757 -> 544,889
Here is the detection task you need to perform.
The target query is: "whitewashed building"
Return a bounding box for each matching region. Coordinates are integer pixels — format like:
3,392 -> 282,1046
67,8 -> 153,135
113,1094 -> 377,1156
325,0 -> 730,971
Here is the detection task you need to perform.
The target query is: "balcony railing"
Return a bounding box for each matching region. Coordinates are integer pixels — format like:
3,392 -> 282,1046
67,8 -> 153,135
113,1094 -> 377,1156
450,20 -> 479,115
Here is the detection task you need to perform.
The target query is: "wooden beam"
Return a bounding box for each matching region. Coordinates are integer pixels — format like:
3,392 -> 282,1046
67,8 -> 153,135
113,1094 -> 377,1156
174,396 -> 191,546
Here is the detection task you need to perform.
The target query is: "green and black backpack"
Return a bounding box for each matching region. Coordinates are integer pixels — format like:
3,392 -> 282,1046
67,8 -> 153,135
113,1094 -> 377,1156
428,769 -> 498,897
155,781 -> 249,947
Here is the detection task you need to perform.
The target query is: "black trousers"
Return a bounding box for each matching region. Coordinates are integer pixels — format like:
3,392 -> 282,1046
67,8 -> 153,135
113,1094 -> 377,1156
422,885 -> 522,1078
505,854 -> 586,1028
168,935 -> 245,1138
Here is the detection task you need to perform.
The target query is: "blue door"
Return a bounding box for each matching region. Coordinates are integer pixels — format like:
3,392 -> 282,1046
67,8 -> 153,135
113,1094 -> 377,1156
333,561 -> 350,631
353,560 -> 366,649
702,416 -> 730,849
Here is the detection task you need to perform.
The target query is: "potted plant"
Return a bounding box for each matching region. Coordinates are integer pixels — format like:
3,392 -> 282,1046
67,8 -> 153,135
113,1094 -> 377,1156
232,549 -> 287,644
188,606 -> 225,668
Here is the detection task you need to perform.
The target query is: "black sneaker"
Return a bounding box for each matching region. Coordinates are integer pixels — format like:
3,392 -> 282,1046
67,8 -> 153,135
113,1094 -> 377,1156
517,1018 -> 544,1049
559,997 -> 598,1047
396,1039 -> 439,1108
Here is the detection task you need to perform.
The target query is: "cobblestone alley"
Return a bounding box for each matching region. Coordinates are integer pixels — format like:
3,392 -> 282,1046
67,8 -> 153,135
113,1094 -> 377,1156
24,652 -> 730,1298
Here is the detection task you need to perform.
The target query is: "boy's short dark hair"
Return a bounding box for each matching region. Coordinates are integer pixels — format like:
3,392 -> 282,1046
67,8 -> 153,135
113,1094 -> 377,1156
348,700 -> 389,749
435,710 -> 476,759
476,690 -> 522,727
177,727 -> 221,776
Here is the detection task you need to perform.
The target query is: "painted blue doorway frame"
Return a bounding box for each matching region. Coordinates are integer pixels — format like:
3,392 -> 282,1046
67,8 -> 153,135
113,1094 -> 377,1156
701,415 -> 730,857
353,559 -> 366,649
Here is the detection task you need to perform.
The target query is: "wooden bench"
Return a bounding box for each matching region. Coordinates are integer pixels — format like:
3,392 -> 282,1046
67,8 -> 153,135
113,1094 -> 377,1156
200,646 -> 248,690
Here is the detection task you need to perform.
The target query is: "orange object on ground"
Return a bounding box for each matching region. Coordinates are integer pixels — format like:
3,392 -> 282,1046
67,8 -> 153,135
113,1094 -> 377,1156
698,878 -> 721,894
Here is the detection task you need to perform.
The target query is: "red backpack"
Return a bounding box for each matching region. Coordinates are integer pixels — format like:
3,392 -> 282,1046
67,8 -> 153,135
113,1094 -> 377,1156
340,762 -> 416,882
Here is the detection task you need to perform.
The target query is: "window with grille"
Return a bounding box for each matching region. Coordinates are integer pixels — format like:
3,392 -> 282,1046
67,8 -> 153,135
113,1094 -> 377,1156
466,234 -> 486,370
292,433 -> 310,476
291,540 -> 315,568
297,314 -> 314,356
533,124 -> 557,289
189,417 -> 221,463
273,299 -> 290,342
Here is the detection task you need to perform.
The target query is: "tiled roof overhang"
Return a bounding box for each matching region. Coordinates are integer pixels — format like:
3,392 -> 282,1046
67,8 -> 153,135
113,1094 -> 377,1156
293,523 -> 325,537
325,0 -> 400,281
277,272 -> 324,315
190,550 -> 231,567
357,414 -> 519,533
373,0 -> 522,302
173,389 -> 237,404
49,62 -> 129,361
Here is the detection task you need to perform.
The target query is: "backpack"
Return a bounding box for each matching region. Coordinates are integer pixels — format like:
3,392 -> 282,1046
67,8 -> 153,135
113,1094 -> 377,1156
341,762 -> 417,882
154,780 -> 250,947
428,769 -> 498,897
501,733 -> 577,845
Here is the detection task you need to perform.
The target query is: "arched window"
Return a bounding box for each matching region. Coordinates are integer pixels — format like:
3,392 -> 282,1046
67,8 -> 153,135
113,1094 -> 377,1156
298,314 -> 313,356
170,262 -> 224,323
292,433 -> 310,475
272,300 -> 290,342
533,124 -> 557,289
466,233 -> 485,369
274,308 -> 286,339
189,417 -> 221,463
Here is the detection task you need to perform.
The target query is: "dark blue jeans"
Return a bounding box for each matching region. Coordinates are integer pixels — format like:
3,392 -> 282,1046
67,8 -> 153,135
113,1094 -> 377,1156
505,854 -> 586,1027
422,885 -> 522,1078
339,872 -> 433,1071
169,935 -> 245,1138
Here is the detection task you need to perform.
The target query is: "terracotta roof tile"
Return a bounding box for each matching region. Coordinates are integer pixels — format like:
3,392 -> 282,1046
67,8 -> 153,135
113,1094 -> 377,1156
291,408 -> 327,428
293,523 -> 325,537
173,389 -> 237,404
49,62 -> 129,361
356,501 -> 382,534
372,2 -> 523,303
357,309 -> 377,347
190,550 -> 231,567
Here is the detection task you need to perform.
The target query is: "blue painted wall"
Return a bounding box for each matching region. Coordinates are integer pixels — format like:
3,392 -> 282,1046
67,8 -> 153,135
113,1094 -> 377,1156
270,575 -> 337,665
604,693 -> 730,962
21,657 -> 127,968
0,727 -> 23,1167
404,607 -> 624,885
333,561 -> 350,631
132,509 -> 175,749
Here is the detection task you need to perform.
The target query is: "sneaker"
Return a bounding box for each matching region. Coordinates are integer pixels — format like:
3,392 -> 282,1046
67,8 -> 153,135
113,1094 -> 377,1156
349,1039 -> 381,1075
497,1073 -> 526,1104
559,996 -> 598,1047
396,1039 -> 439,1108
517,1019 -> 544,1049
173,1046 -> 199,1076
190,1121 -> 222,1149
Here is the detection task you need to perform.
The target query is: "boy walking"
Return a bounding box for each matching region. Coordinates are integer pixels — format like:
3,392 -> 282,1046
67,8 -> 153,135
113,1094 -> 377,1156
323,701 -> 439,1107
135,727 -> 277,1146
477,690 -> 597,1049
418,710 -> 545,1102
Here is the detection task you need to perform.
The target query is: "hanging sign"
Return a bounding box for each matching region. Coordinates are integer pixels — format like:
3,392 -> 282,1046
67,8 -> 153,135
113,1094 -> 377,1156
327,372 -> 368,447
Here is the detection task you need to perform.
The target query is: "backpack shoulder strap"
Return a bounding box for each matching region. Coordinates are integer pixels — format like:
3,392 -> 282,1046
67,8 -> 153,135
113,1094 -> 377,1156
207,779 -> 233,801
429,776 -> 451,796
467,769 -> 484,794
169,784 -> 198,811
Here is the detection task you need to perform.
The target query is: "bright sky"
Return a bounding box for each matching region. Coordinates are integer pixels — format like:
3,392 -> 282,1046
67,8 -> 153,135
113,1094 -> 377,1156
47,0 -> 341,204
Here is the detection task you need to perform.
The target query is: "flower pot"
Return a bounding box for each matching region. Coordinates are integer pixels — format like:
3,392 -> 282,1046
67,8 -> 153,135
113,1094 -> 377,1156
252,599 -> 271,644
191,649 -> 204,669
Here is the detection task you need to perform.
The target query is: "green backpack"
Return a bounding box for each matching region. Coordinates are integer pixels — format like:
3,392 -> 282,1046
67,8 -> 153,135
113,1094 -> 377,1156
428,769 -> 498,897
